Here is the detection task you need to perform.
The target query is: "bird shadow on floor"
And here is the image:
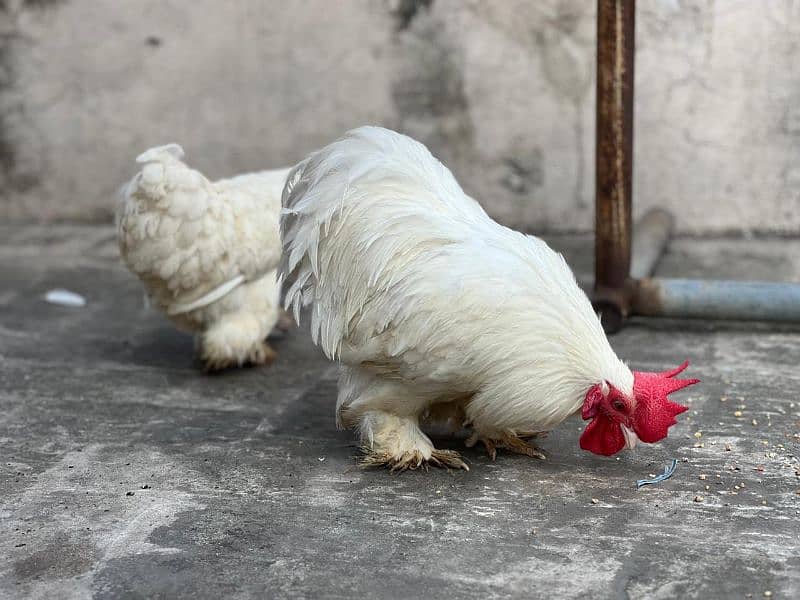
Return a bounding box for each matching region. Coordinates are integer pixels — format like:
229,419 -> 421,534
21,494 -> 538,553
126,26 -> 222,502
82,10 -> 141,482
114,326 -> 196,370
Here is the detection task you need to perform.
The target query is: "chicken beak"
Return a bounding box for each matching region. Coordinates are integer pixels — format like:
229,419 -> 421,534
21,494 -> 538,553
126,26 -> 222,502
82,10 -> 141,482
621,425 -> 639,450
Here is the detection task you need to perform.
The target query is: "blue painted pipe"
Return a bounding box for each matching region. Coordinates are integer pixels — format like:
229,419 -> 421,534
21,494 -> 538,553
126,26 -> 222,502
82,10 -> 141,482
634,278 -> 800,322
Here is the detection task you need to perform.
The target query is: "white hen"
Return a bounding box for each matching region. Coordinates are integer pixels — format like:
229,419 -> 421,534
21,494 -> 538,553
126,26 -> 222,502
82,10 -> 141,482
281,127 -> 697,470
117,144 -> 291,370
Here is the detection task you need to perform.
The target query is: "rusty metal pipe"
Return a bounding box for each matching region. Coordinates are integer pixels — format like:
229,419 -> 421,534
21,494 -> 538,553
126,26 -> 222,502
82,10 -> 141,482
588,1 -> 800,327
593,0 -> 636,333
633,278 -> 800,322
630,208 -> 674,279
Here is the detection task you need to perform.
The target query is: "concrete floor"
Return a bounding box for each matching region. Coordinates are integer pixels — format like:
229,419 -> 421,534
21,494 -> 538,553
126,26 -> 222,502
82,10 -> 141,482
1,226 -> 798,599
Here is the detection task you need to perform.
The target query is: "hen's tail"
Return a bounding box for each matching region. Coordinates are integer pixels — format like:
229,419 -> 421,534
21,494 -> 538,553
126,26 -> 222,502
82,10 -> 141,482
120,144 -> 213,220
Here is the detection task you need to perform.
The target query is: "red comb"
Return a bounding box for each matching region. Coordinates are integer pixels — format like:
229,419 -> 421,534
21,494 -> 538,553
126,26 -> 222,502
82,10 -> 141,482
632,360 -> 699,443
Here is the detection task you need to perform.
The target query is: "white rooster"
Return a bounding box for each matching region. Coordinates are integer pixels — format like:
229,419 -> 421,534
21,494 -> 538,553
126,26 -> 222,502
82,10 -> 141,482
281,127 -> 698,470
117,144 -> 291,371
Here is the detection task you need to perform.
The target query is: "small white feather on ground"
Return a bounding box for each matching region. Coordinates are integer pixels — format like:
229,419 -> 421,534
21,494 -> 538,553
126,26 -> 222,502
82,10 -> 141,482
44,289 -> 86,307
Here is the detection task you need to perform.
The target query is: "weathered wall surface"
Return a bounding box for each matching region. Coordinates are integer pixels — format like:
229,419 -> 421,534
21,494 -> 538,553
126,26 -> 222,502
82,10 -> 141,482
1,0 -> 799,233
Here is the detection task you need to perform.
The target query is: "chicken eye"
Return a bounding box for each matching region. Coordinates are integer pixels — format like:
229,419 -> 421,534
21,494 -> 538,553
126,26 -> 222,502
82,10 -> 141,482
613,400 -> 626,412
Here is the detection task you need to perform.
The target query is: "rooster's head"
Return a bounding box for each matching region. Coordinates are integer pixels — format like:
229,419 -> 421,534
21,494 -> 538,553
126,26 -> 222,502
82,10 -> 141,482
579,361 -> 699,456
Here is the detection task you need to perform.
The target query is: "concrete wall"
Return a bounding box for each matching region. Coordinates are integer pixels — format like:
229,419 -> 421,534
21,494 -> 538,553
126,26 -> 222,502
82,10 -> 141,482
1,0 -> 799,233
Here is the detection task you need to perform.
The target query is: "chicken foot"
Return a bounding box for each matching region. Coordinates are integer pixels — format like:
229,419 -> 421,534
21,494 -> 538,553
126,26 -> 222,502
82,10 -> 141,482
358,410 -> 469,472
201,339 -> 277,372
465,431 -> 546,461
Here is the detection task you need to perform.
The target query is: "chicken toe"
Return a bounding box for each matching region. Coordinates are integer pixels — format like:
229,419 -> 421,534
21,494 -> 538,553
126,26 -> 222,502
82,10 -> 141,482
247,341 -> 277,366
466,431 -> 546,460
500,433 -> 546,459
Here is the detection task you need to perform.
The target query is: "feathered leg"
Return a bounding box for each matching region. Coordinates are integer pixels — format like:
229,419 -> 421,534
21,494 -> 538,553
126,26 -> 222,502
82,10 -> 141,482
336,368 -> 468,471
200,312 -> 276,371
199,274 -> 281,371
358,411 -> 468,472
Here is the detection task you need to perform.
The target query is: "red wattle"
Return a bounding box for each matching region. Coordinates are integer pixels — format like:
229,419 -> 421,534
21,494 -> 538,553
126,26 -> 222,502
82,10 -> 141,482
579,413 -> 625,456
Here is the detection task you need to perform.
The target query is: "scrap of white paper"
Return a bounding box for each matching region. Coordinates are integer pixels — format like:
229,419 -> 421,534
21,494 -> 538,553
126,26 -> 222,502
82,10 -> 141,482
44,289 -> 86,307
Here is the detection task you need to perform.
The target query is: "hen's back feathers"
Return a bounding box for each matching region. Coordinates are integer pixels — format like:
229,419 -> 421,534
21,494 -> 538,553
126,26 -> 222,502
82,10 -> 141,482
118,144 -> 288,316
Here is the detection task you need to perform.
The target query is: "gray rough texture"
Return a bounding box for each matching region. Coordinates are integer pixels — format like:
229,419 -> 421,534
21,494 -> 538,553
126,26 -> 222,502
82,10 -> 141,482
1,0 -> 800,233
1,225 -> 799,599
